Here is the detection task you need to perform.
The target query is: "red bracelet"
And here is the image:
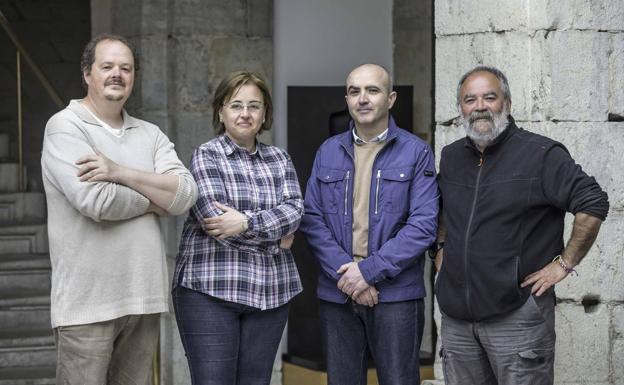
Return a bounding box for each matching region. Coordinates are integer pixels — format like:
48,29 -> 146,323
553,255 -> 577,276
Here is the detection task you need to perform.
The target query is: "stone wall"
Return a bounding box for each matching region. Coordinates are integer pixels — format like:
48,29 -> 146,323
431,1 -> 624,384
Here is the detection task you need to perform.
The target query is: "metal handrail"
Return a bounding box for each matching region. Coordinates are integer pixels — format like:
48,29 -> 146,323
1,9 -> 64,191
0,10 -> 64,108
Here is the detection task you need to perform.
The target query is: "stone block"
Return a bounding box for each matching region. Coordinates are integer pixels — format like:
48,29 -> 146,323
171,112 -> 213,166
141,0 -> 169,35
613,305 -> 624,384
433,123 -> 464,169
434,0 -> 527,36
207,37 -> 273,90
136,36 -> 169,111
610,34 -> 624,119
247,0 -> 273,38
169,36 -> 214,114
547,31 -> 609,122
529,0 -> 624,32
170,0 -> 246,36
435,33 -> 531,122
554,302 -> 610,383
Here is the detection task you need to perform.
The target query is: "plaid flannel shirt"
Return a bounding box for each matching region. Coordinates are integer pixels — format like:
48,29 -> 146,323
174,135 -> 303,310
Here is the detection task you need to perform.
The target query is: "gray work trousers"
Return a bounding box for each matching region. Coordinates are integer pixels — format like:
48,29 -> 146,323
441,291 -> 556,385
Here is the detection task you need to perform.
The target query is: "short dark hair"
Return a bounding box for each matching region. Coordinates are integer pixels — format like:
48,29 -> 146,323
212,71 -> 273,135
80,34 -> 137,89
456,65 -> 511,107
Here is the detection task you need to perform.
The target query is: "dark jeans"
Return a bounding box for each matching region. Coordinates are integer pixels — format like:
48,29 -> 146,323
319,298 -> 425,385
172,286 -> 289,385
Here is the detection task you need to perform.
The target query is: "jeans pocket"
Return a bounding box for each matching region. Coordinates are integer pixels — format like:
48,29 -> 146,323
515,348 -> 554,385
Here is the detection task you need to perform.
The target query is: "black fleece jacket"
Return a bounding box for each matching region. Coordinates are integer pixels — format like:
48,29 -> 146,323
436,116 -> 609,321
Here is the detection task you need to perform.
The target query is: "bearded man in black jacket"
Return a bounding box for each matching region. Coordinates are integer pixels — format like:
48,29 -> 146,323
432,66 -> 609,385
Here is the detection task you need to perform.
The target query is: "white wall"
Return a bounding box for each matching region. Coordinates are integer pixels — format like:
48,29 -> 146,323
273,0 -> 393,148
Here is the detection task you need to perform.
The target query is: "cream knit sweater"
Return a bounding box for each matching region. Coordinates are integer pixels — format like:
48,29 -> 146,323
41,100 -> 197,327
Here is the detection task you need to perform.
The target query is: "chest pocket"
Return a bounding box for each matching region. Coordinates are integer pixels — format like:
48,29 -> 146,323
379,167 -> 414,213
317,167 -> 348,214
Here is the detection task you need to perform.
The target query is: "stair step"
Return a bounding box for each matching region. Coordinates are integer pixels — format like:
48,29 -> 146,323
0,328 -> 54,349
0,269 -> 51,292
0,163 -> 27,193
0,192 -> 46,225
0,344 -> 56,368
0,253 -> 50,270
0,289 -> 49,307
0,366 -> 55,385
0,224 -> 48,253
0,306 -> 51,330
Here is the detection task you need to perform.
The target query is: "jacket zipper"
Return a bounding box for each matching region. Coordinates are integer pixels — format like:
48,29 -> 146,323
374,169 -> 381,214
344,170 -> 350,216
464,155 -> 484,320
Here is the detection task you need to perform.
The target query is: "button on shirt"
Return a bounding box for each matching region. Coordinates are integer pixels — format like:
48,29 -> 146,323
174,135 -> 303,310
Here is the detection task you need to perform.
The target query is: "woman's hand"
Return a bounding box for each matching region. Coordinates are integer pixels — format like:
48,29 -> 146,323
280,233 -> 295,249
202,202 -> 247,239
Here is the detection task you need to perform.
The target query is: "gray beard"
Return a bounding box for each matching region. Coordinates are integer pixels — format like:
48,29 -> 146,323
460,105 -> 509,149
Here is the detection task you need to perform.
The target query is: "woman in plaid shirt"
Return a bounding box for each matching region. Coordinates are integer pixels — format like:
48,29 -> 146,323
173,71 -> 304,384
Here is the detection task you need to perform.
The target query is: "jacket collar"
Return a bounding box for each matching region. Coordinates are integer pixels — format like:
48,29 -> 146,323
67,99 -> 140,129
464,114 -> 519,154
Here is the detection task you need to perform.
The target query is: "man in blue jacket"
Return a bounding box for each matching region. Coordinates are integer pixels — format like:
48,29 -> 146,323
433,66 -> 608,385
300,63 -> 439,385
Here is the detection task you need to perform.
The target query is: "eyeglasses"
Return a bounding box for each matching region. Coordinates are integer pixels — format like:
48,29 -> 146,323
225,102 -> 264,114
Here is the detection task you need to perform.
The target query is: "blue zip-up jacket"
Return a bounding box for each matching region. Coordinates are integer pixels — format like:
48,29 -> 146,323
300,117 -> 439,303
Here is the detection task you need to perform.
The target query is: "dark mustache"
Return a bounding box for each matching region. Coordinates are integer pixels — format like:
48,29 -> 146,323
105,78 -> 125,86
469,111 -> 493,123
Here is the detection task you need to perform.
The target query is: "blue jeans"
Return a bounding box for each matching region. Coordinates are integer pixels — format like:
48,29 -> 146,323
172,286 -> 289,385
319,299 -> 425,385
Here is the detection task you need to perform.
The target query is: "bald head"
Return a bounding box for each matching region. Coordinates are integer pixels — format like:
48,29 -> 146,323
347,64 -> 393,93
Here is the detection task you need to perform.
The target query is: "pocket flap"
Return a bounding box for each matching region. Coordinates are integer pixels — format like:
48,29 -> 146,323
317,168 -> 347,183
381,167 -> 414,182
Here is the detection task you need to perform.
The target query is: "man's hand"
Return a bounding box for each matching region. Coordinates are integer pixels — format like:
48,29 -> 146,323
76,149 -> 123,183
521,260 -> 568,296
202,202 -> 247,239
147,202 -> 167,216
280,233 -> 295,249
434,248 -> 443,272
353,286 -> 379,307
337,262 -> 370,299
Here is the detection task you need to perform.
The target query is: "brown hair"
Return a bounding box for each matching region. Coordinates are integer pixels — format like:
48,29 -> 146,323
212,71 -> 273,135
80,34 -> 137,89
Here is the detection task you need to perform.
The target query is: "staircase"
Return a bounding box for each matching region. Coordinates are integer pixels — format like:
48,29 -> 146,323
0,175 -> 55,383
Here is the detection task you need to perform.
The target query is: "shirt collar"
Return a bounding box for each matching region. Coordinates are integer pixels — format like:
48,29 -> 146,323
352,127 -> 388,144
220,135 -> 265,159
67,99 -> 140,129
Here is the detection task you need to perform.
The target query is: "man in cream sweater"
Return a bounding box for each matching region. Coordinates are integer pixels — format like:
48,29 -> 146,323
41,34 -> 197,384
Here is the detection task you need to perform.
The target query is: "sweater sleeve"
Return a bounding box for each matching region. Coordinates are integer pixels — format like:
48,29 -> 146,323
41,117 -> 150,222
541,145 -> 609,220
152,130 -> 198,215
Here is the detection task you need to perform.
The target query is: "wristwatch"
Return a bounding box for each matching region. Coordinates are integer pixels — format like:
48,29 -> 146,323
427,241 -> 444,260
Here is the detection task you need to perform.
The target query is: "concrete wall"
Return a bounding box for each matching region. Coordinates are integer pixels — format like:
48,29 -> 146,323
430,1 -> 624,384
